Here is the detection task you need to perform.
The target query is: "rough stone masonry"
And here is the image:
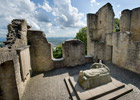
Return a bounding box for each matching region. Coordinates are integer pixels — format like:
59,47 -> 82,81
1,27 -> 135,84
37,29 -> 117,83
87,3 -> 140,74
0,2 -> 140,100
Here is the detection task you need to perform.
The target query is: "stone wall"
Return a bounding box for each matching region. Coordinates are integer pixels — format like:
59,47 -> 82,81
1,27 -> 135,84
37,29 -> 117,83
87,3 -> 140,74
126,41 -> 140,74
27,31 -> 93,72
27,30 -> 54,72
87,3 -> 115,56
120,7 -> 140,41
62,39 -> 91,67
106,31 -> 140,74
0,60 -> 19,100
17,46 -> 31,81
0,19 -> 32,100
4,19 -> 30,49
0,49 -> 31,100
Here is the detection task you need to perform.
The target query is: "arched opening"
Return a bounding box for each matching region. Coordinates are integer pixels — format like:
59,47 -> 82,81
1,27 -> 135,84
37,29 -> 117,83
0,61 -> 18,100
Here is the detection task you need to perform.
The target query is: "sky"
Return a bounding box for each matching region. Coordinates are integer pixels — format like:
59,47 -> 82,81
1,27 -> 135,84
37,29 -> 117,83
0,0 -> 140,38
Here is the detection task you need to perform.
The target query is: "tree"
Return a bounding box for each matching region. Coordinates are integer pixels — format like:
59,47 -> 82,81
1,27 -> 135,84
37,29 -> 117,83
75,27 -> 87,54
53,44 -> 63,59
113,18 -> 120,32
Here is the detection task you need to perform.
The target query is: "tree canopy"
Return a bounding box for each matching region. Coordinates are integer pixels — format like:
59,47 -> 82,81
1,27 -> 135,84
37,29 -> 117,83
75,27 -> 87,54
113,18 -> 120,32
53,44 -> 63,59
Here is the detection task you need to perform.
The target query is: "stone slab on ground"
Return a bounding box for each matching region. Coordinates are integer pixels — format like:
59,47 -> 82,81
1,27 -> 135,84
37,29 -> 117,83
64,75 -> 133,100
96,85 -> 133,100
64,77 -> 77,100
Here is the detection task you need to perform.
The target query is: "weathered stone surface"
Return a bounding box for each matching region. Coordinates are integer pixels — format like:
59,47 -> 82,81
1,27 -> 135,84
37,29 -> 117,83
78,61 -> 112,90
120,10 -> 131,32
17,46 -> 31,81
27,30 -> 54,72
0,19 -> 32,100
120,7 -> 140,41
0,50 -> 31,100
87,4 -> 140,74
5,19 -> 29,48
87,3 -> 115,56
62,39 -> 88,67
0,61 -> 19,100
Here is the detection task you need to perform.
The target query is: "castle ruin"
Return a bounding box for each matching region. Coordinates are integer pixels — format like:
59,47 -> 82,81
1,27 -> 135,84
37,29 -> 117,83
0,3 -> 140,100
87,3 -> 140,74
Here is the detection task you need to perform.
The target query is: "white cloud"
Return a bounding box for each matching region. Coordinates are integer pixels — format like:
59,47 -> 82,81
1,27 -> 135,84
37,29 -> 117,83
39,0 -> 52,12
116,11 -> 121,18
52,0 -> 85,28
90,0 -> 100,6
0,0 -> 85,38
35,10 -> 50,22
0,0 -> 54,37
117,4 -> 120,8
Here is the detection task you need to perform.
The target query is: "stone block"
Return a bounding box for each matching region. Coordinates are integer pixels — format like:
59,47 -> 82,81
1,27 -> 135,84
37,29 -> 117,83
78,62 -> 112,90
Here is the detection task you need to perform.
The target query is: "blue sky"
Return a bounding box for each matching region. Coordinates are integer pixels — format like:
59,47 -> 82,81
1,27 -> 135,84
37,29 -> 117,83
0,0 -> 140,37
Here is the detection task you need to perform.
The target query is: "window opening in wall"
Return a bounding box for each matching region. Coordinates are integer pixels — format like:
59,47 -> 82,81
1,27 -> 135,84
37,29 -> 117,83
47,37 -> 73,59
52,44 -> 63,59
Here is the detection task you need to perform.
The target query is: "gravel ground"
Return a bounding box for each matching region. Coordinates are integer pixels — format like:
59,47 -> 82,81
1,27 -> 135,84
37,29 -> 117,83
22,62 -> 140,100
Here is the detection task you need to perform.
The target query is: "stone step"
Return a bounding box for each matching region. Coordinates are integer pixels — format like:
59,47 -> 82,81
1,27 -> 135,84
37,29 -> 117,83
69,76 -> 125,100
64,75 -> 133,100
64,78 -> 77,100
96,85 -> 133,100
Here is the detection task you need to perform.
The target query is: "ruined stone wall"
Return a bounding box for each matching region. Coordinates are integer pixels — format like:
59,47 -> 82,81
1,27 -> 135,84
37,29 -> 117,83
27,31 -> 93,71
0,19 -> 32,100
105,31 -> 140,74
96,3 -> 115,40
87,3 -> 140,74
87,14 -> 97,56
0,49 -> 31,100
111,32 -> 130,67
5,19 -> 30,49
27,30 -> 54,72
0,60 -> 19,100
17,46 -> 31,81
120,7 -> 140,41
126,41 -> 140,74
53,39 -> 93,69
93,42 -> 112,61
62,39 -> 88,67
87,3 -> 115,57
